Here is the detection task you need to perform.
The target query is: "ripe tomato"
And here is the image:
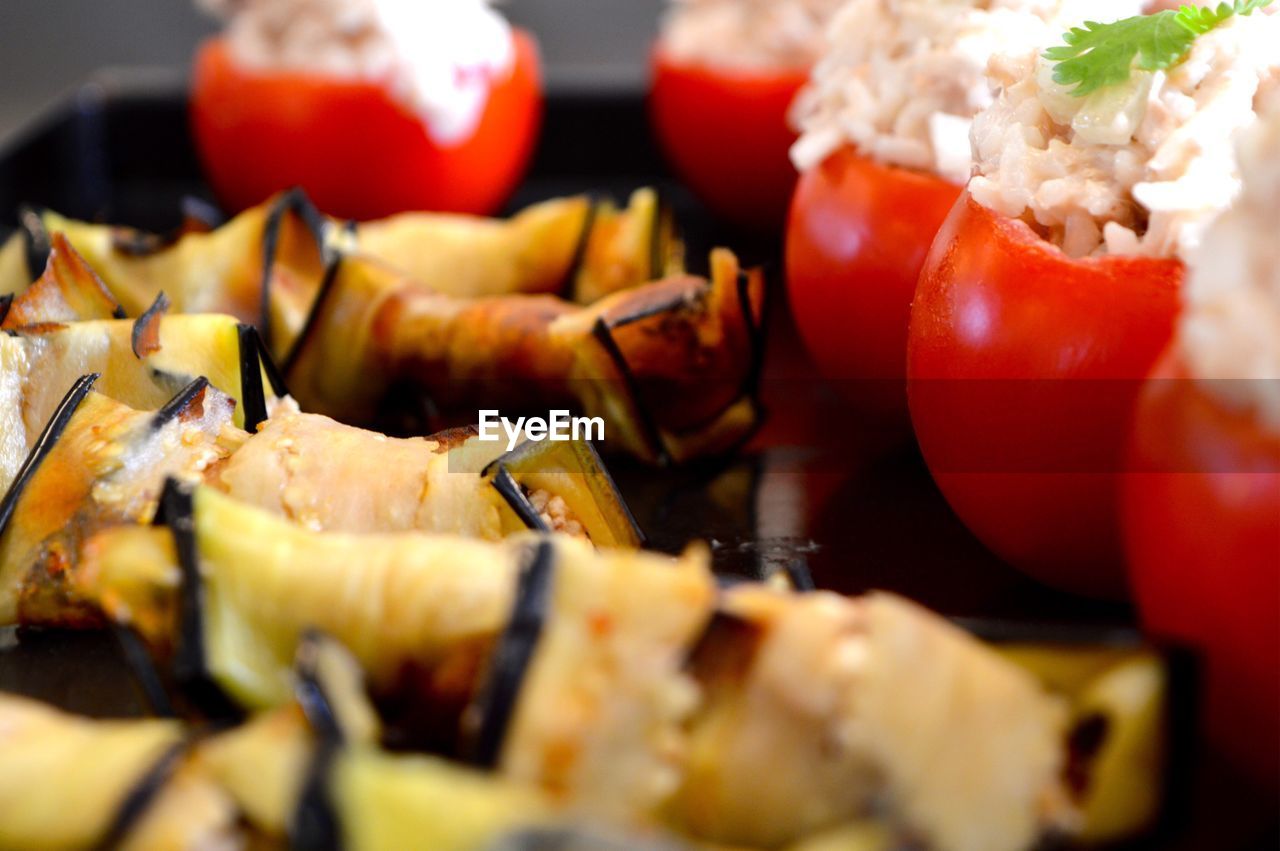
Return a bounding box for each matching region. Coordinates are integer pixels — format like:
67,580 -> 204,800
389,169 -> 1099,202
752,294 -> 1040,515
785,147 -> 961,423
649,45 -> 807,231
1123,349 -> 1280,787
190,30 -> 543,220
907,192 -> 1183,597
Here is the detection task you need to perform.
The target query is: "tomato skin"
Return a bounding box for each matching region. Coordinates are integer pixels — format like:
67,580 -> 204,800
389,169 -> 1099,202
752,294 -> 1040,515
649,45 -> 807,231
191,31 -> 543,220
1123,350 -> 1280,788
785,147 -> 961,422
907,192 -> 1183,597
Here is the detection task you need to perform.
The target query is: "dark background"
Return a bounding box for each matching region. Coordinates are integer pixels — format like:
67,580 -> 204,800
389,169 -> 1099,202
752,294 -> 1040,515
0,0 -> 663,136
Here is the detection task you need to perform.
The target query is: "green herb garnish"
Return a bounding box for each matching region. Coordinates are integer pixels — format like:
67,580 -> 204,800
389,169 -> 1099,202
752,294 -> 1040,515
1044,0 -> 1273,97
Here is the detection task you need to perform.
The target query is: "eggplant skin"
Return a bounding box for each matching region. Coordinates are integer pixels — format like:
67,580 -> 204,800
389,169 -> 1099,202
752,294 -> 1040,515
131,291 -> 171,358
464,541 -> 555,769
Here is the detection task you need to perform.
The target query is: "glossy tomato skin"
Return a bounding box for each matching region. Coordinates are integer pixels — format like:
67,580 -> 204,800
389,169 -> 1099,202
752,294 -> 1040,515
650,45 -> 807,231
785,147 -> 961,423
191,30 -> 543,220
1123,350 -> 1280,788
907,192 -> 1183,597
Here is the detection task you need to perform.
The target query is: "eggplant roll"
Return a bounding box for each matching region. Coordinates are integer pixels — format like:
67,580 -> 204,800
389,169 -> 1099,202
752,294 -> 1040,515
286,247 -> 765,464
74,485 -> 1167,851
0,313 -> 278,493
0,189 -> 679,347
0,374 -> 639,626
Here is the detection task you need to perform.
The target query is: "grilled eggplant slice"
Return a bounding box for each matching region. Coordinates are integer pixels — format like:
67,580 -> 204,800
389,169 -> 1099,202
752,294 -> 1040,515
677,589 -> 1073,851
490,538 -> 712,820
570,188 -> 681,305
197,703 -> 315,842
286,247 -> 764,464
1,233 -> 122,329
0,313 -> 276,471
23,194 -> 329,352
0,692 -> 237,851
0,379 -> 236,626
78,485 -> 703,709
322,748 -> 555,851
227,631 -> 671,851
353,188 -> 680,304
995,642 -> 1171,843
479,437 -> 641,547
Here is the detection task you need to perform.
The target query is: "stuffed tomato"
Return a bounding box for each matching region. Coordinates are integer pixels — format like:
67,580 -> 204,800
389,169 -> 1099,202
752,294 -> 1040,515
908,5 -> 1280,596
784,0 -> 1134,422
1123,109 -> 1280,788
649,0 -> 842,231
191,0 -> 542,220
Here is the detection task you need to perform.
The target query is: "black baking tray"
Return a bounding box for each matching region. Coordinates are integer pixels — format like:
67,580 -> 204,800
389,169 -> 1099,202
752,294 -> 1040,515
0,72 -> 1274,849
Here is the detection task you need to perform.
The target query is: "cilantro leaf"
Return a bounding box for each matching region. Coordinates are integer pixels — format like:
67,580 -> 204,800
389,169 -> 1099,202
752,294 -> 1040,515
1044,0 -> 1273,97
1178,0 -> 1271,34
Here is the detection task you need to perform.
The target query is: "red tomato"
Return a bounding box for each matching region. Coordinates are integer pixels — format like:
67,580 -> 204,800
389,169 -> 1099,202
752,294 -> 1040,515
649,45 -> 807,231
191,30 -> 543,220
785,147 -> 961,423
907,192 -> 1183,597
1123,349 -> 1280,788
